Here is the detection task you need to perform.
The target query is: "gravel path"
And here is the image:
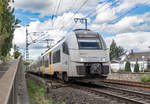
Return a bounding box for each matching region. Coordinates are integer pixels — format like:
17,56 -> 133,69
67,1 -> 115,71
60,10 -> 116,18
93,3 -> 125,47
46,86 -> 119,104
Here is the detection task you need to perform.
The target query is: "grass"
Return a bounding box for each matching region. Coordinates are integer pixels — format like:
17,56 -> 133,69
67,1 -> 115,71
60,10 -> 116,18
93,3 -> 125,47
140,75 -> 150,83
27,79 -> 66,104
27,79 -> 52,104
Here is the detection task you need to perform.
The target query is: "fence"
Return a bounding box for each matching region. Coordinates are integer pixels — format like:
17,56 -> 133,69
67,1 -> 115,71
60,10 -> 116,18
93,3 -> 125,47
0,56 -> 29,104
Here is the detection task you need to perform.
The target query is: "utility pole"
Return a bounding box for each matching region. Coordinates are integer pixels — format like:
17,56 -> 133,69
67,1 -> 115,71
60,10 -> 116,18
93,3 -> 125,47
26,26 -> 29,61
74,18 -> 87,30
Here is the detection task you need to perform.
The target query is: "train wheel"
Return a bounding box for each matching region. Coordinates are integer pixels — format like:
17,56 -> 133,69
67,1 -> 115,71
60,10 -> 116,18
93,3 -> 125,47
62,73 -> 68,83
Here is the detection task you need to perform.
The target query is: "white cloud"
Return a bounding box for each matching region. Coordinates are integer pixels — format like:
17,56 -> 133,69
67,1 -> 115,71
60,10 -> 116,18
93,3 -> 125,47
13,0 -> 98,17
114,0 -> 150,13
105,32 -> 150,51
12,0 -> 150,59
13,12 -> 87,59
94,3 -> 117,24
90,12 -> 150,34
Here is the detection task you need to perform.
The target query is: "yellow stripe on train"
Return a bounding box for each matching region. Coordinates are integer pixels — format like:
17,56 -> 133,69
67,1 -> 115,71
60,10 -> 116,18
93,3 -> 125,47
49,52 -> 53,75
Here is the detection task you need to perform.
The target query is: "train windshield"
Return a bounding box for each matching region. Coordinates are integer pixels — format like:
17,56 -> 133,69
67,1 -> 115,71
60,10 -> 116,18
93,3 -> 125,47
78,37 -> 102,49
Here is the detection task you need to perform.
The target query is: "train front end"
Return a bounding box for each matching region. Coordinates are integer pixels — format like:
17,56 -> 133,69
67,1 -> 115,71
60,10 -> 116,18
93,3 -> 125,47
68,29 -> 110,79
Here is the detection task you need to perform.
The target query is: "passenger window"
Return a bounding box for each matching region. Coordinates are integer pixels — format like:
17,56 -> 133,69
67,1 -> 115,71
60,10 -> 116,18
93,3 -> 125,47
62,42 -> 69,55
53,50 -> 61,64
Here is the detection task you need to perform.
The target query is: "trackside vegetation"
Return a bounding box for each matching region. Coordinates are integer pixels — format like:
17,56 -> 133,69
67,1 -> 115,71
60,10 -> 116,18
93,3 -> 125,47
27,80 -> 51,104
140,75 -> 150,83
125,61 -> 132,72
134,60 -> 139,72
109,40 -> 125,61
0,0 -> 20,61
27,79 -> 66,104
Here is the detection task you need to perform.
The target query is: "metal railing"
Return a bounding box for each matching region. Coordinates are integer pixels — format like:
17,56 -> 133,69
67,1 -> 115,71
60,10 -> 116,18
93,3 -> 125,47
0,56 -> 29,104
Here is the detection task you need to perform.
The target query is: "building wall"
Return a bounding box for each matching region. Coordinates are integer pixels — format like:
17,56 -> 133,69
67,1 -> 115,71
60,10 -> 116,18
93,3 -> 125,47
110,63 -> 120,72
130,61 -> 147,72
110,61 -> 148,72
107,72 -> 150,82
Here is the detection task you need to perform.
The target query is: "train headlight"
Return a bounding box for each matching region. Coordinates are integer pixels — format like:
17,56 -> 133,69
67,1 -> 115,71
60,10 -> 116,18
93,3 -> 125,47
80,58 -> 84,62
102,58 -> 106,62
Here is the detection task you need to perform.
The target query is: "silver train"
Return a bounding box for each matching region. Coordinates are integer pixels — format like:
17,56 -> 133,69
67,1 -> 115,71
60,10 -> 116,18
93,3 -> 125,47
29,29 -> 110,82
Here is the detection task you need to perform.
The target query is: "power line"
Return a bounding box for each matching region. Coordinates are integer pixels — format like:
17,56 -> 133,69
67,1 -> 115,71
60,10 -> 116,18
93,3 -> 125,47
59,0 -> 89,31
111,0 -> 150,24
52,0 -> 61,27
53,0 -> 77,29
68,0 -> 118,31
71,0 -> 150,31
61,0 -> 119,31
51,0 -> 59,27
91,0 -> 150,32
85,0 -> 119,18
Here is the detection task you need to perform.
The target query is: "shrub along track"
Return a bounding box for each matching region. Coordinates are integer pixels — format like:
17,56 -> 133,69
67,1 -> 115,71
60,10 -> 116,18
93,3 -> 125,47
26,73 -> 150,104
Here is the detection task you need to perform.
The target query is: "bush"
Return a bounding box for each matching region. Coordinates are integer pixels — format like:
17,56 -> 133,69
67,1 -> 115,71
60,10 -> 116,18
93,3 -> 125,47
125,61 -> 131,72
134,61 -> 139,72
14,51 -> 21,59
27,80 -> 65,104
144,69 -> 150,72
140,75 -> 150,83
117,69 -> 125,73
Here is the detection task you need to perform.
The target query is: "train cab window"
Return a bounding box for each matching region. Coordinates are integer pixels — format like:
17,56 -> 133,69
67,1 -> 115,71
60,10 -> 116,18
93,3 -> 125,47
78,37 -> 102,50
62,42 -> 69,55
53,50 -> 60,64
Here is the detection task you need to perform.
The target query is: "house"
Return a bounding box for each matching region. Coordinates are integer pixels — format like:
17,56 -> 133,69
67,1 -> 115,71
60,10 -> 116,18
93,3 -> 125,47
110,59 -> 120,72
127,51 -> 150,72
111,50 -> 150,72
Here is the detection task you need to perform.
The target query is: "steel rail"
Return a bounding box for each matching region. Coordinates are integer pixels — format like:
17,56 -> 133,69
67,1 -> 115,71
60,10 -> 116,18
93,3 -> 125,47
103,79 -> 150,89
72,84 -> 150,104
26,73 -> 150,104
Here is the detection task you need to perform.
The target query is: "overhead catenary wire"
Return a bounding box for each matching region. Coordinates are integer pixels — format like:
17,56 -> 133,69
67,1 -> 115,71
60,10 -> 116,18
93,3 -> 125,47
59,0 -> 89,31
28,0 -> 150,53
111,0 -> 150,24
68,0 -> 119,31
53,0 -> 78,29
71,0 -> 150,31
85,0 -> 119,18
52,0 -> 62,27
62,0 -> 119,31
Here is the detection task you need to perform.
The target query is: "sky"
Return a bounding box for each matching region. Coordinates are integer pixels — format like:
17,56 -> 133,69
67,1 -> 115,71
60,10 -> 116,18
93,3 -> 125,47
10,0 -> 150,59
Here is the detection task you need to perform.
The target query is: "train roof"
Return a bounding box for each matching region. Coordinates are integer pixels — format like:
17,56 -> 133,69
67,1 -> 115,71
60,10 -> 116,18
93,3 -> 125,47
41,36 -> 66,56
74,29 -> 99,37
41,29 -> 101,56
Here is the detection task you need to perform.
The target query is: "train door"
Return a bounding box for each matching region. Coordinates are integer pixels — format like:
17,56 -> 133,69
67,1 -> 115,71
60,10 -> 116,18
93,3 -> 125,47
42,56 -> 45,73
62,42 -> 69,75
49,52 -> 53,75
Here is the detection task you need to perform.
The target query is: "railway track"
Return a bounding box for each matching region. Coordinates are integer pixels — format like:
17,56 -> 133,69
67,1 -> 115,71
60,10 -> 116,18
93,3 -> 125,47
27,73 -> 150,104
101,79 -> 150,90
71,82 -> 150,104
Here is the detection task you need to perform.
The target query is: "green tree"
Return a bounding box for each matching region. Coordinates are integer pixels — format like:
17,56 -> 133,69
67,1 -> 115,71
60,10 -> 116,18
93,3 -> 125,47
0,0 -> 20,60
125,61 -> 131,72
14,51 -> 21,59
109,40 -> 125,60
134,60 -> 139,72
13,44 -> 21,59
